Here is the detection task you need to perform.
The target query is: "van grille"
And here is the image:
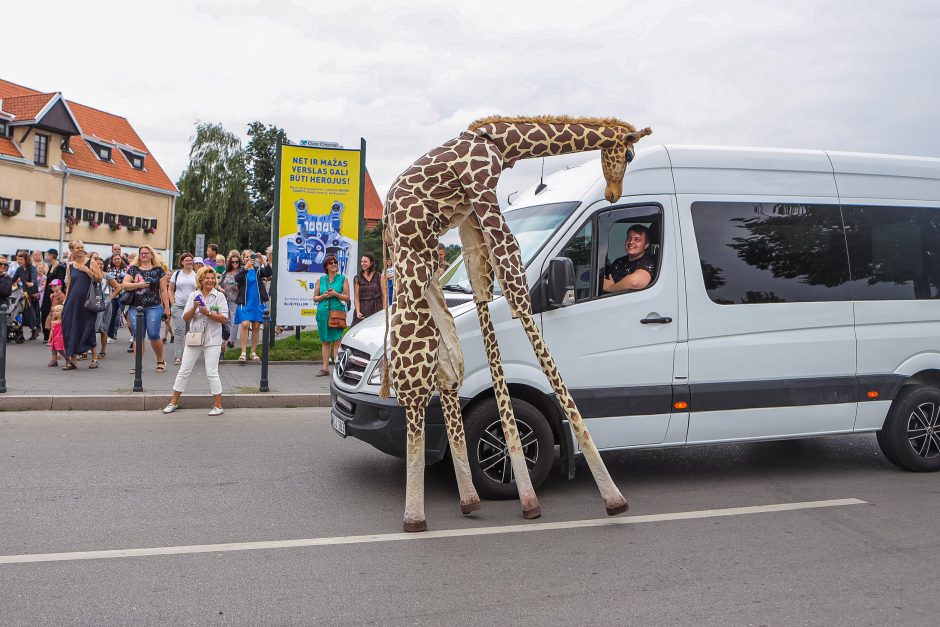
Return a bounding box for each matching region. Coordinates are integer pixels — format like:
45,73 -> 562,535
337,345 -> 371,386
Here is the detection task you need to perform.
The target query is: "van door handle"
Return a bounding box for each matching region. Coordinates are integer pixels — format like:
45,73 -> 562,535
640,316 -> 672,324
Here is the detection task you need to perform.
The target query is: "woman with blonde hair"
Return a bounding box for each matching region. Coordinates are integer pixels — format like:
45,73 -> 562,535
163,266 -> 229,415
60,240 -> 103,370
121,245 -> 170,373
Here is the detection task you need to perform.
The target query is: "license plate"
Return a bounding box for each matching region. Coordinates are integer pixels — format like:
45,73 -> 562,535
331,412 -> 347,437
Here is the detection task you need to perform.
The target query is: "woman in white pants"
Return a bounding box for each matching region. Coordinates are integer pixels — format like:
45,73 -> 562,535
163,267 -> 229,415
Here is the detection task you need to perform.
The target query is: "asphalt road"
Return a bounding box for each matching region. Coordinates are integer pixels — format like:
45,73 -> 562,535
1,408 -> 938,626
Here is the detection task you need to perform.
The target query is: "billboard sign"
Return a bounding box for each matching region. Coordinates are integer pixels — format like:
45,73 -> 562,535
271,141 -> 365,327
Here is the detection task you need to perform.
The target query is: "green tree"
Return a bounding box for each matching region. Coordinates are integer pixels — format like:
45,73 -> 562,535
360,220 -> 385,259
174,122 -> 250,258
245,122 -> 289,252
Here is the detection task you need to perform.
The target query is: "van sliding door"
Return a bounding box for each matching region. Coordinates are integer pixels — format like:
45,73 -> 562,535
681,198 -> 858,442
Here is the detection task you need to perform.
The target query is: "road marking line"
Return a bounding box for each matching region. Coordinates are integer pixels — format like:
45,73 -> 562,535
0,498 -> 865,565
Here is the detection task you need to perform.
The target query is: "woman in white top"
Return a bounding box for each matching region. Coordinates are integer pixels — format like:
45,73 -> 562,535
163,267 -> 229,415
168,252 -> 198,366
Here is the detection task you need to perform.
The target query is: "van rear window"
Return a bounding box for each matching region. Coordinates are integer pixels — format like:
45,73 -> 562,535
691,201 -> 853,304
843,205 -> 940,300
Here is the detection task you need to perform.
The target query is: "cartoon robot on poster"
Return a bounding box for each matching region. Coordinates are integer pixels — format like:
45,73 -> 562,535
286,198 -> 351,274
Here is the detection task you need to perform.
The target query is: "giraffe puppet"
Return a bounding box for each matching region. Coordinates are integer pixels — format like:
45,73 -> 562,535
382,115 -> 652,532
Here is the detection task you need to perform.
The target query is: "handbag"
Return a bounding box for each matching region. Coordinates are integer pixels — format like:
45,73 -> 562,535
185,331 -> 204,346
84,280 -> 107,313
328,309 -> 347,329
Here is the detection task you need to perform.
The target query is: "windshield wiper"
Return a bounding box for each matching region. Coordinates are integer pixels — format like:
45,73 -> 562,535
443,284 -> 472,293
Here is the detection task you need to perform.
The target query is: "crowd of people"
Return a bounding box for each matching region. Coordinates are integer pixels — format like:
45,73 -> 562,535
2,238 -> 455,411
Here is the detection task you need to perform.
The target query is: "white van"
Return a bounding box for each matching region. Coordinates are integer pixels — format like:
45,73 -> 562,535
331,145 -> 940,499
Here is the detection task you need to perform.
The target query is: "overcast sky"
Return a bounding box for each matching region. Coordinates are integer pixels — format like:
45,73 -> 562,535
3,0 -> 939,204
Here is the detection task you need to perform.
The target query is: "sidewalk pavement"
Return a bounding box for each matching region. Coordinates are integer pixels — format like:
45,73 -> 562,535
0,329 -> 334,412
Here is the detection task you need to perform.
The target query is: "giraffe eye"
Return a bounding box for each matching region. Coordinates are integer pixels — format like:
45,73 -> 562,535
625,149 -> 635,163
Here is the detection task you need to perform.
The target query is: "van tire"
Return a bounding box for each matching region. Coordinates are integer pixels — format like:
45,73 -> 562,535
876,386 -> 940,472
464,397 -> 554,500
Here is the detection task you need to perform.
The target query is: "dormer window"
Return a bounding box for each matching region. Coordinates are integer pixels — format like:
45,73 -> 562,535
120,148 -> 145,170
0,121 -> 7,137
86,139 -> 113,162
34,134 -> 49,166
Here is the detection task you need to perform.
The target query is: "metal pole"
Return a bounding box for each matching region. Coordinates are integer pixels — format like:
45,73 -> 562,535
0,303 -> 8,393
295,326 -> 301,341
58,168 -> 69,256
133,307 -> 144,392
259,308 -> 270,392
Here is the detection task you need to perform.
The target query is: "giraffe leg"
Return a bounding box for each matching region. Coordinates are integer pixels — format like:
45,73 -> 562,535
476,301 -> 541,518
403,405 -> 427,532
426,273 -> 480,514
517,313 -> 628,515
440,390 -> 481,514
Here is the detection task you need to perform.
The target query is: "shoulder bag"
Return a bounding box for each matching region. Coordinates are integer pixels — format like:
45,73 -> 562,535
84,277 -> 107,313
322,276 -> 347,329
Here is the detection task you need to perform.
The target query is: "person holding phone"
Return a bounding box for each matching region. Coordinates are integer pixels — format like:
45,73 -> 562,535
163,267 -> 229,415
234,249 -> 272,362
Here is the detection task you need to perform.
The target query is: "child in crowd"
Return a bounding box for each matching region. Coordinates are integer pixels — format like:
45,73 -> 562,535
48,305 -> 65,366
44,279 -> 66,342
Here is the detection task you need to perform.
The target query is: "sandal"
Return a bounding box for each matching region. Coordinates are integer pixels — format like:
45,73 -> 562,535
89,360 -> 99,369
62,363 -> 77,371
238,352 -> 247,363
251,352 -> 260,362
173,356 -> 182,366
98,352 -> 107,359
156,361 -> 166,373
316,368 -> 330,377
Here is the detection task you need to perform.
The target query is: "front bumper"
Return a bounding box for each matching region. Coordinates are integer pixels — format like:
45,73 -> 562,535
330,382 -> 452,464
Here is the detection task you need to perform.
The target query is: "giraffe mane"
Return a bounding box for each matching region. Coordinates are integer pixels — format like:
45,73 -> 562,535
468,114 -> 645,134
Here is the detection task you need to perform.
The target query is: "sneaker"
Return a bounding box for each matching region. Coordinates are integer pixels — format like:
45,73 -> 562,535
162,404 -> 178,414
208,406 -> 224,416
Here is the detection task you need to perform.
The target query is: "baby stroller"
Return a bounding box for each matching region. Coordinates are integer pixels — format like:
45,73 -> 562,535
4,286 -> 26,344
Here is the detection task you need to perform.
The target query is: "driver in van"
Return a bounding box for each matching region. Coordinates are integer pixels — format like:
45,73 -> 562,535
603,224 -> 656,293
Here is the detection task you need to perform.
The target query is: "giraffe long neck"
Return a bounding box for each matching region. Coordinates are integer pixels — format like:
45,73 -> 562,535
474,122 -> 622,164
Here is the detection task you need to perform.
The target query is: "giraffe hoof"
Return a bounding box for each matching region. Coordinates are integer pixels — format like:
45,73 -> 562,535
606,502 -> 629,516
403,519 -> 427,533
460,500 -> 481,515
522,506 -> 542,520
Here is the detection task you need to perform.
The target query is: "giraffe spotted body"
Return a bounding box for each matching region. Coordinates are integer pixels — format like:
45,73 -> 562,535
384,116 -> 650,531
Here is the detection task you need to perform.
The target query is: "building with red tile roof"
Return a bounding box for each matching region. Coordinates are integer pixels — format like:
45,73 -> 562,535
0,78 -> 177,258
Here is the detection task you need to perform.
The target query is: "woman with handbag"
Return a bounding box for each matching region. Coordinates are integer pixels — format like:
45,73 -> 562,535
121,245 -> 171,373
163,267 -> 229,415
60,240 -> 103,370
314,253 -> 349,377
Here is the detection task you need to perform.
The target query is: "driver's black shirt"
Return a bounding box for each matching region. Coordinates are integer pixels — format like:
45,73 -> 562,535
605,253 -> 656,284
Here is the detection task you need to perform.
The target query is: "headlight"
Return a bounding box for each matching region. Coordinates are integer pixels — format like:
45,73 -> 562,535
367,355 -> 386,385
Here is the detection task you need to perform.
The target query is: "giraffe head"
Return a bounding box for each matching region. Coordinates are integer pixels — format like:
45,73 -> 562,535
601,126 -> 652,203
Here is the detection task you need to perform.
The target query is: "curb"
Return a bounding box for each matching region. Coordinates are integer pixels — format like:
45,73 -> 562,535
0,393 -> 331,412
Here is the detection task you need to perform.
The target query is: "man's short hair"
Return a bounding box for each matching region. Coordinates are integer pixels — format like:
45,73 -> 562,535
627,224 -> 651,241
45,248 -> 59,259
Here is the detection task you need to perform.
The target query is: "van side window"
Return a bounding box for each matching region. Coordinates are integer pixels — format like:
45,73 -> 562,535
600,207 -> 661,295
558,221 -> 594,301
691,201 -> 852,304
843,205 -> 940,300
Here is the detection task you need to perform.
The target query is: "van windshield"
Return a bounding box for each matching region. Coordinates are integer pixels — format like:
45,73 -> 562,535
442,201 -> 579,294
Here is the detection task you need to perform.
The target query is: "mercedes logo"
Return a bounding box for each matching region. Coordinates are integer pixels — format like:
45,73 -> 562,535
336,349 -> 348,377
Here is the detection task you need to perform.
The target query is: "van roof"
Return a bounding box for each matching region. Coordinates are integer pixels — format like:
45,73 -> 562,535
507,145 -> 940,208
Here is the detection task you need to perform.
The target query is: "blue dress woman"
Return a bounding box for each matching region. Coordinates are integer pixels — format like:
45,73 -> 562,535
234,252 -> 272,362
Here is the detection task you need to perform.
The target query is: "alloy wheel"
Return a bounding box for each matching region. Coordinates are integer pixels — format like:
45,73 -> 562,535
907,401 -> 940,459
476,418 -> 539,484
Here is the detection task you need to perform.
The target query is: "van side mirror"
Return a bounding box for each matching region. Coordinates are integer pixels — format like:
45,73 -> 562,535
546,257 -> 576,308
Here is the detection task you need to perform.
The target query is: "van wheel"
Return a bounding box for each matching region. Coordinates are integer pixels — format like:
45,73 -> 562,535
464,397 -> 554,500
877,386 -> 940,472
